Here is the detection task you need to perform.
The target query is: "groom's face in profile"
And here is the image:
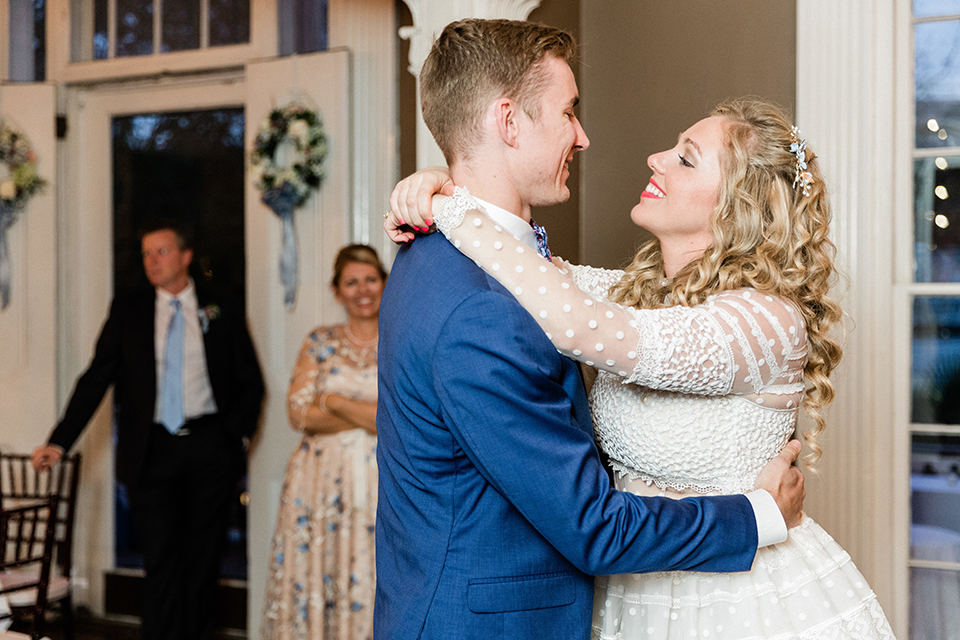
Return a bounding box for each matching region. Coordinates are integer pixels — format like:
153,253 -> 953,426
514,55 -> 589,209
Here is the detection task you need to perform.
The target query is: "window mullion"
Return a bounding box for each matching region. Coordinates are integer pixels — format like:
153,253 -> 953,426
200,0 -> 209,49
915,14 -> 960,25
914,146 -> 960,159
108,0 -> 117,59
153,0 -> 162,54
909,558 -> 960,571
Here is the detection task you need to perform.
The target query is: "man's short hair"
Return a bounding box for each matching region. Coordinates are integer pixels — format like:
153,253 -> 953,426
420,19 -> 576,165
139,218 -> 194,251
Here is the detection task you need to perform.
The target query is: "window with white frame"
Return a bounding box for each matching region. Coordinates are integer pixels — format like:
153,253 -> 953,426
5,0 -> 339,83
909,2 -> 960,639
70,0 -> 249,62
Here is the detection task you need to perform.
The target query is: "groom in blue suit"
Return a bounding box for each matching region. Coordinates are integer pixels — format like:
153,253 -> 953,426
376,19 -> 804,640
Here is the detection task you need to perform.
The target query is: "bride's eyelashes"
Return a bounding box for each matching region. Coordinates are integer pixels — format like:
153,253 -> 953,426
678,153 -> 695,168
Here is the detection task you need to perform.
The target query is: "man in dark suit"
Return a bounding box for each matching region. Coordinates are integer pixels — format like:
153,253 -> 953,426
33,220 -> 264,640
375,19 -> 804,639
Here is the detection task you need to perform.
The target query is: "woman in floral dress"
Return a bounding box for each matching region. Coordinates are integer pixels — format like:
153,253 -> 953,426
262,244 -> 386,640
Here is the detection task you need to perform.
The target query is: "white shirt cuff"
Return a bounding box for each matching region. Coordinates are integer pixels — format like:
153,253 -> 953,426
746,489 -> 787,547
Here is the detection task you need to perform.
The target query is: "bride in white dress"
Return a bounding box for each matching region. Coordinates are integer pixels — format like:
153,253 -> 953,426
387,98 -> 895,640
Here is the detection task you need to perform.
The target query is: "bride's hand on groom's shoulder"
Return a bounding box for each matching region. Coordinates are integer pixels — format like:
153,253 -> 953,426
754,439 -> 805,529
385,166 -> 455,244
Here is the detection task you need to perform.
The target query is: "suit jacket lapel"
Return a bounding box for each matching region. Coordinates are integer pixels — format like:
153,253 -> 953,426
141,290 -> 159,411
194,286 -> 219,383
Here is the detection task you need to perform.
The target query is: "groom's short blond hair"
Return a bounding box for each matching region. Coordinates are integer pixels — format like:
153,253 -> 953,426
420,18 -> 576,165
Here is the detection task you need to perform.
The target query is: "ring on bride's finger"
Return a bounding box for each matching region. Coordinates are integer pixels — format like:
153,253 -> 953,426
384,210 -> 392,219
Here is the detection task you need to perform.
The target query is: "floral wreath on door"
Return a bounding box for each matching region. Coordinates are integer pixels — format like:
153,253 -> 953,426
0,120 -> 46,310
250,103 -> 328,308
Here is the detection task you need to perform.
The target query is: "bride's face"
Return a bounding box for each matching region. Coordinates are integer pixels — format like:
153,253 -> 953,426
630,116 -> 726,250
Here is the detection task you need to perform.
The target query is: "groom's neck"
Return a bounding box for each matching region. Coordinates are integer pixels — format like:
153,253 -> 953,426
450,162 -> 530,223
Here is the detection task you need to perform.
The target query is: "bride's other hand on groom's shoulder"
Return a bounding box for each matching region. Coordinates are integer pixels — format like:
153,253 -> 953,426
386,167 -> 455,243
754,439 -> 805,529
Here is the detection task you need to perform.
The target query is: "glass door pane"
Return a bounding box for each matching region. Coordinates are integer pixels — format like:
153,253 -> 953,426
910,435 -> 960,638
111,107 -> 248,580
209,0 -> 250,46
910,567 -> 960,639
72,0 -> 250,62
916,19 -> 960,148
915,156 -> 960,282
915,0 -> 960,19
115,0 -> 154,57
912,297 -> 960,423
162,0 -> 201,52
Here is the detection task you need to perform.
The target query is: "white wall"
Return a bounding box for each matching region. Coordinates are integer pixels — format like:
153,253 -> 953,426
0,83 -> 58,453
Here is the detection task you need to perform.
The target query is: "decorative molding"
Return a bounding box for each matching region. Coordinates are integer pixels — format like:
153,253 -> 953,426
796,0 -> 906,635
399,0 -> 541,76
398,0 -> 541,169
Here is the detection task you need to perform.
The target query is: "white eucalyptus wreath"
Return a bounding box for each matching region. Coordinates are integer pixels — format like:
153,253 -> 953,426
250,103 -> 328,205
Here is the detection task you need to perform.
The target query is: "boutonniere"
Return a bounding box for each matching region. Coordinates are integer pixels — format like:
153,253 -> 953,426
197,304 -> 221,334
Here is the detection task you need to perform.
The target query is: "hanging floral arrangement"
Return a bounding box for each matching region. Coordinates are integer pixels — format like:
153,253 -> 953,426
0,120 -> 47,310
250,103 -> 328,308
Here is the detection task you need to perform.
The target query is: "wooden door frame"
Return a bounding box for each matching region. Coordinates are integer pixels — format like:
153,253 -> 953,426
60,73 -> 248,618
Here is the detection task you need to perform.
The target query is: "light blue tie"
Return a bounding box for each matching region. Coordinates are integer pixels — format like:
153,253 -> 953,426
161,299 -> 185,433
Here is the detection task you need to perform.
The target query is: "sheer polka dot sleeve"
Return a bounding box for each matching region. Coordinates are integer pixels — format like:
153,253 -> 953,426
434,190 -> 807,408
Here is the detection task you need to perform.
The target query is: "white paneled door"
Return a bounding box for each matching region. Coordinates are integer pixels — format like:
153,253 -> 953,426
244,50 -> 351,636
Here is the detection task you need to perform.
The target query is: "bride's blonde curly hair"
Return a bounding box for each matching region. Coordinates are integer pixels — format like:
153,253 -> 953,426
607,97 -> 843,467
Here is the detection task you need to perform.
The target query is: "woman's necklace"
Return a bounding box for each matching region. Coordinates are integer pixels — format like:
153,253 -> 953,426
344,323 -> 378,348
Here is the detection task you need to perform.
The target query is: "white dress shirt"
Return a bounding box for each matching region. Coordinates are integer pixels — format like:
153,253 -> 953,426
154,280 -> 218,422
472,196 -> 539,252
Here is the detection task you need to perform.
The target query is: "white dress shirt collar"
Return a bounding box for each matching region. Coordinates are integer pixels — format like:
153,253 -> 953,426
472,196 -> 539,251
156,279 -> 196,307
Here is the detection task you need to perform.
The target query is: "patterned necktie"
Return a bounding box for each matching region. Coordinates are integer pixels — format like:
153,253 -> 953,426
530,218 -> 552,262
161,299 -> 185,433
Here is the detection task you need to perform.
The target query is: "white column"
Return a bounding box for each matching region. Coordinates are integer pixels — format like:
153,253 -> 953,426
796,1 -> 906,635
399,0 -> 541,169
329,0 -> 398,255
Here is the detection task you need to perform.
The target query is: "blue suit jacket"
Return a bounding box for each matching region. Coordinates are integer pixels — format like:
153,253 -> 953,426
375,235 -> 758,640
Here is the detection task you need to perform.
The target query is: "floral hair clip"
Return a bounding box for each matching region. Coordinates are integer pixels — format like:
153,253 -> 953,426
790,126 -> 814,197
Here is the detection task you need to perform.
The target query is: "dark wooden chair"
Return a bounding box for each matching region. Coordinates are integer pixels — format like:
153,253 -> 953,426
0,454 -> 80,640
0,496 -> 58,640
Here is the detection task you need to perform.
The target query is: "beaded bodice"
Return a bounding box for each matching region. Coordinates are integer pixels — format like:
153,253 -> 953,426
573,268 -> 806,493
590,375 -> 796,494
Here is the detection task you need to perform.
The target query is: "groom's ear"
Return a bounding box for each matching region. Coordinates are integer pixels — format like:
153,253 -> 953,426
492,98 -> 522,149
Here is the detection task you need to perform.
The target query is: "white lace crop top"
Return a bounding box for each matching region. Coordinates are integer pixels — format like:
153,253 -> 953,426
433,187 -> 808,494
